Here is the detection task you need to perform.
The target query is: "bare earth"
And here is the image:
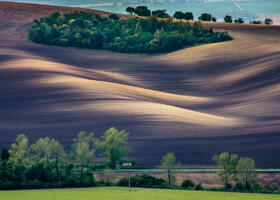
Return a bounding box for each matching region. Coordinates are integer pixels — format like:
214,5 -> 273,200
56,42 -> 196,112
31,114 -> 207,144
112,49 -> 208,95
0,2 -> 280,172
94,171 -> 280,187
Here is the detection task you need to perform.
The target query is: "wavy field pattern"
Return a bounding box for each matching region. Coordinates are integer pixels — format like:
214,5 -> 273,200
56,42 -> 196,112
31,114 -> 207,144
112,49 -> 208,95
0,2 -> 280,168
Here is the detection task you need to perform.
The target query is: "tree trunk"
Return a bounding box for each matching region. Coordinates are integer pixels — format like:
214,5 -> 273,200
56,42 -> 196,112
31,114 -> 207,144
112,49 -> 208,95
55,158 -> 59,181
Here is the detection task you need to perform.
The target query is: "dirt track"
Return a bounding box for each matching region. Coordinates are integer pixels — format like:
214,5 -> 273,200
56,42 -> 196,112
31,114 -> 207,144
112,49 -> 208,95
0,2 -> 280,168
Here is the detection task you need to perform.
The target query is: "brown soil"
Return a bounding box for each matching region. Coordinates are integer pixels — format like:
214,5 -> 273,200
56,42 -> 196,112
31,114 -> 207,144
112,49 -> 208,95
0,2 -> 280,169
94,171 -> 280,187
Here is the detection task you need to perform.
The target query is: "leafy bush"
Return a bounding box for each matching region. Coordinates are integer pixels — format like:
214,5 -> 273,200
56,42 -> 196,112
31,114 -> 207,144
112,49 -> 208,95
117,177 -> 128,186
29,11 -> 232,54
109,14 -> 120,21
194,183 -> 203,190
181,179 -> 195,188
250,20 -> 262,24
225,183 -> 232,190
234,182 -> 244,191
117,174 -> 165,188
269,182 -> 279,192
252,182 -> 262,191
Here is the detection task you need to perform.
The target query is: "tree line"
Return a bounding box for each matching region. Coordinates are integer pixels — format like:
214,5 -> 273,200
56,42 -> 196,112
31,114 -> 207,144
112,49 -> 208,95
28,11 -> 232,54
125,6 -> 274,25
0,131 -> 279,193
0,127 -> 130,189
118,152 -> 279,193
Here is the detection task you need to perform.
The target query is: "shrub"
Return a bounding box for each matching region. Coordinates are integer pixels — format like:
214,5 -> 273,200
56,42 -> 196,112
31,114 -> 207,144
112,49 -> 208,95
234,18 -> 244,24
244,183 -> 252,191
269,182 -> 279,192
234,182 -> 243,191
195,183 -> 203,190
264,18 -> 273,25
117,177 -> 128,186
117,174 -> 165,188
109,14 -> 120,21
224,15 -> 233,23
252,182 -> 262,191
181,179 -> 195,188
198,13 -> 212,21
225,183 -> 232,190
250,20 -> 262,24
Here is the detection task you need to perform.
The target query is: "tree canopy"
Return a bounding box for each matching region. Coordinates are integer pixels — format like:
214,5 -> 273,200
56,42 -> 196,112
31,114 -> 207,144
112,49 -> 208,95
161,152 -> 180,187
29,11 -> 232,54
213,152 -> 238,188
97,127 -> 130,169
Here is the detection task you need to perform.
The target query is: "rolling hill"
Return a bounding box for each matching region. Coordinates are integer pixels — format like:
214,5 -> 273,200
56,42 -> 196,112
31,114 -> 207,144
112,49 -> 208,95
0,2 -> 280,168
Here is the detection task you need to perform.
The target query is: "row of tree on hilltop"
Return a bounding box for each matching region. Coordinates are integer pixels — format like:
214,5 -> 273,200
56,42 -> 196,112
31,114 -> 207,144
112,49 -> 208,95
126,6 -> 274,25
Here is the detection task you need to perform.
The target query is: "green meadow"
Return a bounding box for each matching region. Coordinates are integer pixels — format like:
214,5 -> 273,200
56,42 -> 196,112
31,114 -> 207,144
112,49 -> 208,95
0,187 -> 279,200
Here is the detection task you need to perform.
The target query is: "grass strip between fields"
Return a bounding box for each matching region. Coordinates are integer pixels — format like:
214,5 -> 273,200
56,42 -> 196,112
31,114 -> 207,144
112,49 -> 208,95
0,187 -> 279,200
92,168 -> 280,172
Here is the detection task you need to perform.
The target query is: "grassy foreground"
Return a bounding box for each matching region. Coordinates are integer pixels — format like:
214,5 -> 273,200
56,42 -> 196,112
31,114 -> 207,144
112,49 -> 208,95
0,187 -> 279,200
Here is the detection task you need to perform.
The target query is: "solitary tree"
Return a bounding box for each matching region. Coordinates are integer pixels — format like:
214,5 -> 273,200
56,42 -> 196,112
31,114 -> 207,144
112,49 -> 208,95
72,132 -> 96,181
135,6 -> 151,17
250,20 -> 262,24
152,9 -> 170,18
236,157 -> 258,190
103,167 -> 114,185
198,13 -> 212,21
224,15 -> 233,23
98,127 -> 130,169
234,18 -> 244,24
126,7 -> 135,15
161,152 -> 180,187
213,152 -> 238,188
264,18 -> 273,25
184,12 -> 194,20
211,16 -> 217,22
173,11 -> 185,19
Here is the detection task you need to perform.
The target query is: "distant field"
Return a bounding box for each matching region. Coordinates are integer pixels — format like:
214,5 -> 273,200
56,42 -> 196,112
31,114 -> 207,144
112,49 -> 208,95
0,187 -> 280,200
93,168 -> 280,172
0,2 -> 280,169
1,0 -> 279,23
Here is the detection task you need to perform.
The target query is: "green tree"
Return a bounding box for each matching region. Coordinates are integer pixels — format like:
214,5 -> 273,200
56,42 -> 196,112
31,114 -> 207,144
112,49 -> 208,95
264,18 -> 273,25
160,152 -> 180,187
198,13 -> 212,21
173,11 -> 185,19
7,134 -> 31,182
0,148 -> 9,181
98,127 -> 130,169
184,12 -> 194,20
224,15 -> 233,23
30,137 -> 54,181
103,167 -> 114,185
72,132 -> 96,180
250,20 -> 262,24
234,18 -> 244,24
152,9 -> 170,18
213,152 -> 238,188
126,7 -> 135,15
135,6 -> 151,17
109,14 -> 120,21
236,157 -> 258,190
50,139 -> 67,181
211,16 -> 217,22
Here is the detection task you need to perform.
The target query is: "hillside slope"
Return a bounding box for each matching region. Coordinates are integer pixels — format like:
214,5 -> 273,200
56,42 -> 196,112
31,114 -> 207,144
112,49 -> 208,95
0,2 -> 280,168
